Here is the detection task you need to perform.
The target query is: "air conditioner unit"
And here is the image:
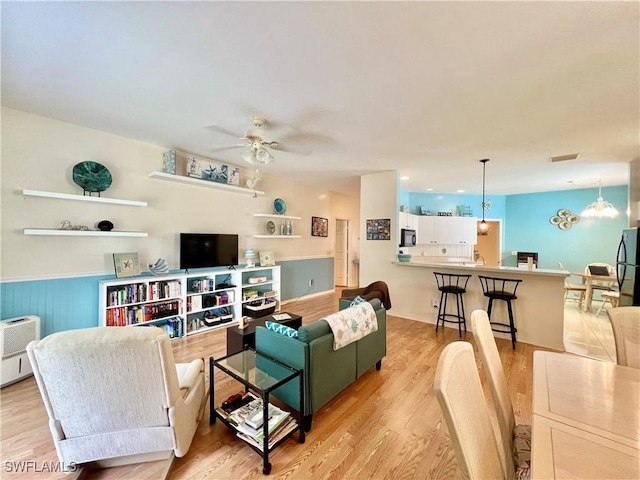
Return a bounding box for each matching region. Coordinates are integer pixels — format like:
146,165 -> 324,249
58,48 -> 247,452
0,315 -> 40,387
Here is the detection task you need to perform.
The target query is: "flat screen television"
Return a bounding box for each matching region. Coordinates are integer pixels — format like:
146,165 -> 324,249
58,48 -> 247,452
180,233 -> 239,270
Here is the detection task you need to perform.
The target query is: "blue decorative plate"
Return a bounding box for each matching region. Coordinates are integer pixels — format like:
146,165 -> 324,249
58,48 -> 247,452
73,161 -> 112,193
274,198 -> 287,215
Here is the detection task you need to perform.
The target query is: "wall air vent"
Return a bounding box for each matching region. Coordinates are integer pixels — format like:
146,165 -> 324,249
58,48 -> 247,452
549,153 -> 581,163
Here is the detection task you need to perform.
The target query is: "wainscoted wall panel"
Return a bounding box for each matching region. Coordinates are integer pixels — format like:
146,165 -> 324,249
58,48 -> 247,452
0,258 -> 334,337
0,275 -> 109,337
278,257 -> 334,300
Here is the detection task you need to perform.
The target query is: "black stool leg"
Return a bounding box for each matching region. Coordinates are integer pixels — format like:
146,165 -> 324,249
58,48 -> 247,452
459,292 -> 467,334
507,299 -> 516,349
435,290 -> 445,332
487,298 -> 494,318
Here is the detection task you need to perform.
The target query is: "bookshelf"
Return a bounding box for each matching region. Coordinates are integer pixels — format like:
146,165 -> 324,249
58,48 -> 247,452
99,265 -> 281,338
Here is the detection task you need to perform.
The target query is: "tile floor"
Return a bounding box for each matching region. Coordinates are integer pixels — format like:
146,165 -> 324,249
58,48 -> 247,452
563,295 -> 617,363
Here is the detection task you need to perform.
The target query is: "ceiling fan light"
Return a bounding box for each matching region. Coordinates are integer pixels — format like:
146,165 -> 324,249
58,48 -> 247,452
256,148 -> 273,164
241,149 -> 255,165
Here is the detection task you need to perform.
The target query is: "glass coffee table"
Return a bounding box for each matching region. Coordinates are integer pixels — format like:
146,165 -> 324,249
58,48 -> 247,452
210,348 -> 305,475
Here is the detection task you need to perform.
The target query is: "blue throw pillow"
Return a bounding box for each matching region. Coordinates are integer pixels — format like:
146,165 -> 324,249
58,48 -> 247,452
349,295 -> 366,308
265,321 -> 298,339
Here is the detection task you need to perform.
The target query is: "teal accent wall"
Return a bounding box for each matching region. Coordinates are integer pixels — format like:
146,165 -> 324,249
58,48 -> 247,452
504,185 -> 628,271
0,258 -> 335,337
408,192 -> 506,219
399,188 -> 410,211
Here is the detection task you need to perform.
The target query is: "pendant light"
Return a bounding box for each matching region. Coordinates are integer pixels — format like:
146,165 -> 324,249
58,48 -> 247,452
581,180 -> 619,218
478,159 -> 490,234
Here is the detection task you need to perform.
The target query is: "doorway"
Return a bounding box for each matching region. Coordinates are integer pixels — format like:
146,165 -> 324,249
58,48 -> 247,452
335,219 -> 349,286
475,220 -> 501,266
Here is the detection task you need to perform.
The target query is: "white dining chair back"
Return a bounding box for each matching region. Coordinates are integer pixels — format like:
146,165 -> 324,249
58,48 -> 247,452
434,341 -> 506,480
607,307 -> 640,369
472,309 -> 532,479
585,262 -> 616,292
558,261 -> 586,305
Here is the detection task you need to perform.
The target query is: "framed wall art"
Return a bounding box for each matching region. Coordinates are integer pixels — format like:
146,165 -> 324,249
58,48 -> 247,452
311,216 -> 328,237
113,252 -> 141,278
366,218 -> 391,240
259,250 -> 275,267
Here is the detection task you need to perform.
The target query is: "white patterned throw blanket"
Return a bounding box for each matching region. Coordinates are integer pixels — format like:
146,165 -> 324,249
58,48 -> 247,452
322,302 -> 378,350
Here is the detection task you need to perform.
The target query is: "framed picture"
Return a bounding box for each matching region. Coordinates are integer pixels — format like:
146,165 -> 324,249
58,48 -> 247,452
113,252 -> 141,278
311,216 -> 328,237
228,166 -> 240,185
259,251 -> 275,267
186,157 -> 201,178
200,161 -> 228,183
366,218 -> 391,240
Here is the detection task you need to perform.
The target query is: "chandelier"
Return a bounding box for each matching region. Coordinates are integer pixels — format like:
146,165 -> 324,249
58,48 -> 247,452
581,180 -> 619,218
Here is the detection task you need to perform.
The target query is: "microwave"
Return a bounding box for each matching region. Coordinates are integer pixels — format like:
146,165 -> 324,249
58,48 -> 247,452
400,229 -> 417,247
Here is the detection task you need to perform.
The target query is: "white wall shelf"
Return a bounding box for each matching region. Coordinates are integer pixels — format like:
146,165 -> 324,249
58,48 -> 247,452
253,213 -> 302,220
148,171 -> 265,196
24,229 -> 148,237
22,189 -> 147,206
253,234 -> 302,239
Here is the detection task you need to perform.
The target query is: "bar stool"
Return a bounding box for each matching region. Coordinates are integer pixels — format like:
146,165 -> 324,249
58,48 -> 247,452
478,276 -> 523,349
433,272 -> 472,337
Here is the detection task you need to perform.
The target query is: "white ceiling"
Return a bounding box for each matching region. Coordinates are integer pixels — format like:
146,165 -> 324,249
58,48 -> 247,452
2,1 -> 638,196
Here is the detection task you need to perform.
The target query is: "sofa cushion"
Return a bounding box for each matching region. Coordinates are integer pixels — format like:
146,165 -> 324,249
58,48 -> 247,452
265,321 -> 298,339
297,319 -> 331,344
349,295 -> 366,307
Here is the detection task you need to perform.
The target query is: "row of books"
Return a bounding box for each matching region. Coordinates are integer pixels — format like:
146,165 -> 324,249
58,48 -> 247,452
215,392 -> 298,452
106,281 -> 182,306
189,278 -> 216,293
105,300 -> 181,326
143,317 -> 184,338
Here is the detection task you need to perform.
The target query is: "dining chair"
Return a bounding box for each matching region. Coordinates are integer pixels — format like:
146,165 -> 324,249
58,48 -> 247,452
595,291 -> 620,316
434,341 -> 507,480
471,310 -> 531,480
558,261 -> 586,306
585,262 -> 616,293
606,307 -> 640,369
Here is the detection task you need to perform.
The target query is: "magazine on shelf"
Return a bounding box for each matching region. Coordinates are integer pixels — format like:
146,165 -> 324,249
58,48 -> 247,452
237,417 -> 298,451
235,405 -> 290,439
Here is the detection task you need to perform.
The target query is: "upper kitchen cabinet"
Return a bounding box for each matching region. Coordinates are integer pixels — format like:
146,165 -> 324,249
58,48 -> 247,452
417,216 -> 435,244
416,216 -> 477,245
399,212 -> 418,230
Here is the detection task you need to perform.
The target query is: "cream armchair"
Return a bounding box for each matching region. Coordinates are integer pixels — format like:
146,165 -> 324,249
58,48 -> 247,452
27,326 -> 205,471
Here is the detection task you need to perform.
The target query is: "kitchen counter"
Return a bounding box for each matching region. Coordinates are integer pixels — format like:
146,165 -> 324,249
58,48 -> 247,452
390,260 -> 568,350
394,260 -> 569,278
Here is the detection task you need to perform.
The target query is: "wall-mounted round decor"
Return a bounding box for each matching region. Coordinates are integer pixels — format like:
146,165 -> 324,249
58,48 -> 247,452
550,209 -> 579,230
73,161 -> 112,193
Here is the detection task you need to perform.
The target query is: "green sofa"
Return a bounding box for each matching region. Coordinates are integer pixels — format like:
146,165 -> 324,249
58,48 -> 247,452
255,298 -> 386,430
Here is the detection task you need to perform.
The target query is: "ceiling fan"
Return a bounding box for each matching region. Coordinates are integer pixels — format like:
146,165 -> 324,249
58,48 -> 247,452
207,115 -> 312,167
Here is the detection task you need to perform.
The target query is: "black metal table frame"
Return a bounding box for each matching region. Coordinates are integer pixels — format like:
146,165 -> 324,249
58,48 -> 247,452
209,348 -> 305,475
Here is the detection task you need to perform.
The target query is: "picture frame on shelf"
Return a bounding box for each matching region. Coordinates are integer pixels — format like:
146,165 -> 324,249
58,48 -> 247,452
259,251 -> 275,267
228,167 -> 240,185
113,252 -> 141,278
311,216 -> 328,237
186,157 -> 201,178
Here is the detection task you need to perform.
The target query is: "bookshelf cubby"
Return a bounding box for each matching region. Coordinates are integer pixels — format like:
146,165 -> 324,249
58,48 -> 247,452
99,265 -> 281,339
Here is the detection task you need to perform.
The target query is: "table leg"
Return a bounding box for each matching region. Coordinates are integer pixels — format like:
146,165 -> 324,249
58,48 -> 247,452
209,357 -> 216,424
584,279 -> 594,312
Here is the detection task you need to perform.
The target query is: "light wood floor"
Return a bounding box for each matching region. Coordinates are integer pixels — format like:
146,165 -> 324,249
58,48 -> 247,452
0,289 -> 546,479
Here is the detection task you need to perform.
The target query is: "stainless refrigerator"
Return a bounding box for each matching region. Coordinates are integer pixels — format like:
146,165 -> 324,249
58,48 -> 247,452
616,227 -> 640,306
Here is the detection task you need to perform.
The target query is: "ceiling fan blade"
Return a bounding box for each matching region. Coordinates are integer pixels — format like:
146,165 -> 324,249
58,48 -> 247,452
209,144 -> 246,153
272,142 -> 313,156
203,124 -> 243,139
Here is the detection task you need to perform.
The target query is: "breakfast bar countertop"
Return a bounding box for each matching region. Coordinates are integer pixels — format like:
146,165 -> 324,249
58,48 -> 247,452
393,260 -> 569,278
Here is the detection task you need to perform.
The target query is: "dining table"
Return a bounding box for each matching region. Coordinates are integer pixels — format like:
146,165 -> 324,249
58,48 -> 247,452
571,270 -> 618,312
532,351 -> 640,479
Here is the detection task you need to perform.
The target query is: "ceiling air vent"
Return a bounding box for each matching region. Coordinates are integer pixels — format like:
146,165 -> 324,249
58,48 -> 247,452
549,153 -> 581,163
